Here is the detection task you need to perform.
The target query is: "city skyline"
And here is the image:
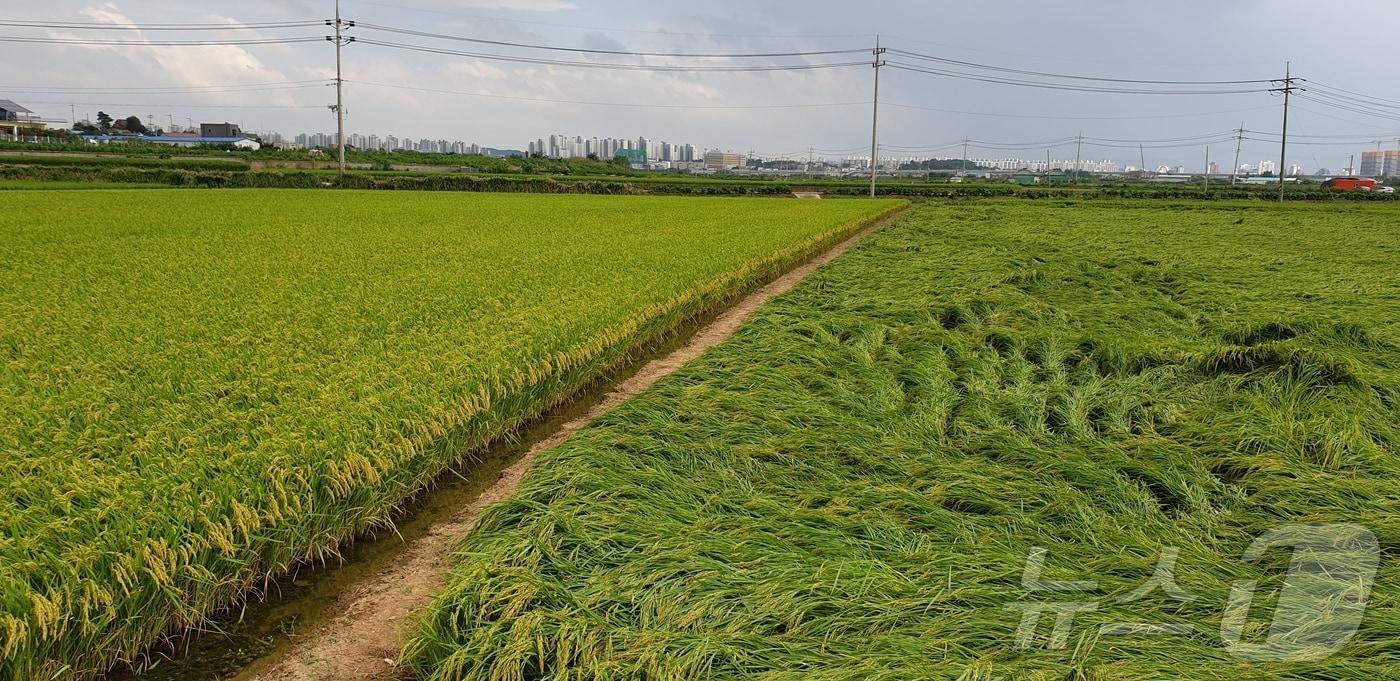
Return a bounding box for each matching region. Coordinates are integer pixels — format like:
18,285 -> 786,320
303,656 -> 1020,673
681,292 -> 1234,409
264,126 -> 1340,175
7,1 -> 1400,171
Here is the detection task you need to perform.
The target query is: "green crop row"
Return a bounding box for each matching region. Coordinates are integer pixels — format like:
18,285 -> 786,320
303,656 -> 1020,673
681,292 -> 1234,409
0,155 -> 249,172
3,164 -> 1398,201
0,190 -> 904,679
407,199 -> 1400,680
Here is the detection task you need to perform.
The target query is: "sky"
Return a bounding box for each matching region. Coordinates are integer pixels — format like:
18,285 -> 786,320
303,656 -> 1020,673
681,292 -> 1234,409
6,0 -> 1400,170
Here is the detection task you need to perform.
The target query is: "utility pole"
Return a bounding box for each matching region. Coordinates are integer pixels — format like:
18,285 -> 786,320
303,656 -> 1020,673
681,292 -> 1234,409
1271,62 -> 1303,203
1073,133 -> 1083,183
962,137 -> 969,176
868,35 -> 885,198
1349,154 -> 1355,176
1204,146 -> 1211,193
1231,123 -> 1244,186
329,0 -> 354,178
1139,144 -> 1146,176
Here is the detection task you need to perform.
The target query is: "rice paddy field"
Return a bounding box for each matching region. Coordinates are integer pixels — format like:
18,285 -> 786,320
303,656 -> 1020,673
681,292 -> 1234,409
0,189 -> 903,679
406,200 -> 1400,680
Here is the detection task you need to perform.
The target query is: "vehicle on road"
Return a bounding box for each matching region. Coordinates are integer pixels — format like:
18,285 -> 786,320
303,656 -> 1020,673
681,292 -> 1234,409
1322,176 -> 1378,191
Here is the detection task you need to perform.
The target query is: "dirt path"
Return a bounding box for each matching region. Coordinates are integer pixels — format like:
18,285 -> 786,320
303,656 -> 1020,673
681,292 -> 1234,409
238,214 -> 898,681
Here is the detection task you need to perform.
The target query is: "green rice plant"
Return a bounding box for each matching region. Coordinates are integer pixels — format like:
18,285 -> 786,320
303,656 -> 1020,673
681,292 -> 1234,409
407,199 -> 1400,680
0,189 -> 902,679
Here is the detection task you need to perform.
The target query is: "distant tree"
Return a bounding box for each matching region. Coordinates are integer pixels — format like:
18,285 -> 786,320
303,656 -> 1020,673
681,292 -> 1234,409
610,155 -> 631,168
124,116 -> 148,135
586,152 -> 600,161
96,111 -> 113,132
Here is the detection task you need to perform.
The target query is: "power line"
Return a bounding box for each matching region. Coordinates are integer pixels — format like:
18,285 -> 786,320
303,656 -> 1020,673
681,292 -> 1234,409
0,79 -> 330,92
344,0 -> 871,40
354,38 -> 870,72
1245,128 -> 1400,141
1301,88 -> 1400,113
0,19 -> 324,30
350,80 -> 866,110
882,137 -> 1078,151
886,48 -> 1275,85
1240,137 -> 1358,146
886,62 -> 1273,95
880,101 -> 1275,121
1084,137 -> 1237,150
1295,93 -> 1400,122
0,83 -> 330,96
1292,102 -> 1400,128
353,22 -> 869,58
1306,80 -> 1400,107
1085,131 -> 1238,143
1298,91 -> 1400,120
19,99 -> 323,110
0,35 -> 327,46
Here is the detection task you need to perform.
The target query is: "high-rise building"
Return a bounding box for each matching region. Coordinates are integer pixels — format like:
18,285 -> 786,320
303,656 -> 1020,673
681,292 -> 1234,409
1359,150 -> 1400,177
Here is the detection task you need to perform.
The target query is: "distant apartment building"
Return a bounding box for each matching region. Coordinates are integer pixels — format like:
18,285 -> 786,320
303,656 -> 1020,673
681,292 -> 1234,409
1359,150 -> 1400,177
704,151 -> 744,170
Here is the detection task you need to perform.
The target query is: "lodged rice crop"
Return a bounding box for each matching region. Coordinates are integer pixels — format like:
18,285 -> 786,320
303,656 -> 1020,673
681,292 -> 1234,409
0,189 -> 903,679
407,200 -> 1400,680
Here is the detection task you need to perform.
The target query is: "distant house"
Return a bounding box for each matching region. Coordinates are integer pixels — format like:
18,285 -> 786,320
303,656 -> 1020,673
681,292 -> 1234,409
80,133 -> 261,150
0,99 -> 46,140
200,122 -> 241,138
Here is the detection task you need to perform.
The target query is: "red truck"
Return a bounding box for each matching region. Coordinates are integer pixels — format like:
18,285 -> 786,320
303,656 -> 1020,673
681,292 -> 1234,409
1322,177 -> 1378,191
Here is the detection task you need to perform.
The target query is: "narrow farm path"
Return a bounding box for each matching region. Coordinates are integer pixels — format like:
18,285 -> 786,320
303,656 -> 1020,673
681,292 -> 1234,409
237,209 -> 903,681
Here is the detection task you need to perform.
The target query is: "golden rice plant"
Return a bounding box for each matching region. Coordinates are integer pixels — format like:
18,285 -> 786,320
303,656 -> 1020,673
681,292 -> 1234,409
0,189 -> 903,679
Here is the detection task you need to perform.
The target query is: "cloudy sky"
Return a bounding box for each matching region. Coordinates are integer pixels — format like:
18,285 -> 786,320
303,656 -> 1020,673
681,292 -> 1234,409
6,0 -> 1400,170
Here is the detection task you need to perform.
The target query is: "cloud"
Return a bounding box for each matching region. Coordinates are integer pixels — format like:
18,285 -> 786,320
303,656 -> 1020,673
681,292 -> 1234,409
405,0 -> 576,12
71,4 -> 296,90
443,61 -> 510,81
